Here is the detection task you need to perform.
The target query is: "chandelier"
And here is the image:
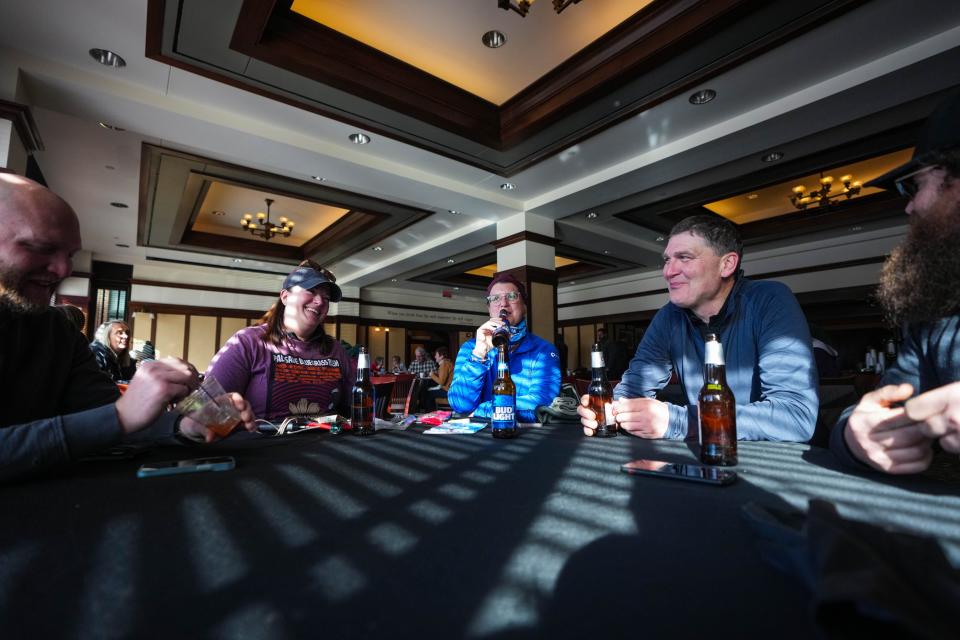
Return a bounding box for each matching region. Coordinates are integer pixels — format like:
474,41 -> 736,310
790,174 -> 862,210
240,198 -> 294,240
498,0 -> 583,17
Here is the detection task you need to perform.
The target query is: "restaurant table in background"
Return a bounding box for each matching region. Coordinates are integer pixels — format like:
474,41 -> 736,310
0,425 -> 957,639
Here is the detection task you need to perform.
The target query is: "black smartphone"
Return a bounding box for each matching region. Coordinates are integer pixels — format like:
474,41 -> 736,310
620,459 -> 737,486
137,456 -> 236,478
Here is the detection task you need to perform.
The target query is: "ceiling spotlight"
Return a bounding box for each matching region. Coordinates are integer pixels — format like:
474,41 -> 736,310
210,209 -> 226,216
448,209 -> 462,215
747,193 -> 759,200
98,122 -> 125,131
688,89 -> 717,105
391,278 -> 398,282
89,48 -> 126,68
454,286 -> 460,291
586,211 -> 598,219
498,0 -> 582,16
311,175 -> 326,181
349,133 -> 371,145
655,236 -> 664,242
603,250 -> 610,255
500,182 -> 516,190
850,226 -> 863,232
109,202 -> 129,208
761,151 -> 784,163
373,245 -> 383,251
447,258 -> 455,263
482,30 -> 506,48
569,281 -> 576,285
233,258 -> 244,263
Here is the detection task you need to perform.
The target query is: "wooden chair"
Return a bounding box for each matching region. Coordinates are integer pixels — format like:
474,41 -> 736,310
370,376 -> 396,419
389,373 -> 416,413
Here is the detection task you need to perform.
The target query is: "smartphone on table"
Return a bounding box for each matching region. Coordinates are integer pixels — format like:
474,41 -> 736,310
137,456 -> 236,478
620,459 -> 736,486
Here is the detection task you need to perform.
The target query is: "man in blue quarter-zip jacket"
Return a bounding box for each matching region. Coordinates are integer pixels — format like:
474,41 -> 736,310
578,215 -> 818,442
449,273 -> 560,422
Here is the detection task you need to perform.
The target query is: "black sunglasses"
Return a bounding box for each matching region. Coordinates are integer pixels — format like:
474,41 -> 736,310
894,165 -> 938,199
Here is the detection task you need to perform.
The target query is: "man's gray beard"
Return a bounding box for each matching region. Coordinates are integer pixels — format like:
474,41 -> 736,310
877,208 -> 960,326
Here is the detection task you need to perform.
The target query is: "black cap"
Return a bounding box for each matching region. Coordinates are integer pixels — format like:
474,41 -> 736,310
866,90 -> 960,190
281,266 -> 342,302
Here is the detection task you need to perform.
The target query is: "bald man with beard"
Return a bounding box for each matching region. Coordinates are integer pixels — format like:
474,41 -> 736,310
832,92 -> 960,473
0,174 -> 256,481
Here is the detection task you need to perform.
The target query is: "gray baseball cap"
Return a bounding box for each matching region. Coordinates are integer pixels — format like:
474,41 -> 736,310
282,266 -> 342,302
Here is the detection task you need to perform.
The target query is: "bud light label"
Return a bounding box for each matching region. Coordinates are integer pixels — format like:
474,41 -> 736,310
492,395 -> 516,431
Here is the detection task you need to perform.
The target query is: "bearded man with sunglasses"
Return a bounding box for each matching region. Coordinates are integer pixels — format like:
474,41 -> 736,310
833,91 -> 960,473
448,273 -> 561,422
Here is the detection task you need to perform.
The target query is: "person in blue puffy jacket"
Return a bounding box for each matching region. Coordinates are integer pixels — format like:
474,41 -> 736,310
448,273 -> 561,422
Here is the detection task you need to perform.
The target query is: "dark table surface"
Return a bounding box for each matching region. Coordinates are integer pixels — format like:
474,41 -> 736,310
1,423 -> 958,639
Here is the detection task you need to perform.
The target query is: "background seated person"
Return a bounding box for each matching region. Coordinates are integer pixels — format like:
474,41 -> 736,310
372,356 -> 386,375
832,91 -> 960,474
449,273 -> 561,422
90,319 -> 137,382
579,214 -> 817,442
0,175 -> 255,482
390,355 -> 407,374
407,346 -> 436,379
206,261 -> 353,421
421,346 -> 452,411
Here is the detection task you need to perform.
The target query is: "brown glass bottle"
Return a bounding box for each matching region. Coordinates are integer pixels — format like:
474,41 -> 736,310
698,334 -> 736,465
491,308 -> 511,348
491,343 -> 518,439
351,346 -> 375,436
587,342 -> 617,437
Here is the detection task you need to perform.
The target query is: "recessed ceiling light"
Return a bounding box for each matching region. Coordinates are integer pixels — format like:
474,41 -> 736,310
586,211 -> 598,219
109,202 -> 129,208
447,258 -> 455,264
850,225 -> 863,232
448,209 -> 462,215
311,175 -> 326,181
454,287 -> 460,291
688,89 -> 717,105
569,281 -> 576,285
761,151 -> 784,163
656,236 -> 664,242
500,182 -> 516,190
349,133 -> 370,145
603,250 -> 610,255
89,48 -> 126,68
210,209 -> 226,216
747,193 -> 759,200
373,245 -> 383,251
233,258 -> 243,263
390,278 -> 398,283
482,30 -> 506,48
98,122 -> 124,131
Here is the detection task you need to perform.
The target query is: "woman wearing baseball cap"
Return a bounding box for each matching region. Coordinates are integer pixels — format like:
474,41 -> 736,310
206,260 -> 353,421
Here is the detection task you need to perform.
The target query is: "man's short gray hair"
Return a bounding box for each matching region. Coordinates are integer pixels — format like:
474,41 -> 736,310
668,215 -> 743,261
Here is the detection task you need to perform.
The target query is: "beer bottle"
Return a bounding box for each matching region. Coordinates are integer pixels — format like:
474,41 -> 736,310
491,308 -> 511,348
698,334 -> 736,465
587,342 -> 617,437
352,346 -> 375,436
491,342 -> 518,439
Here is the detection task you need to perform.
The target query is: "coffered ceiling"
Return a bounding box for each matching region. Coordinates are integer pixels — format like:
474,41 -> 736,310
1,0 -> 959,298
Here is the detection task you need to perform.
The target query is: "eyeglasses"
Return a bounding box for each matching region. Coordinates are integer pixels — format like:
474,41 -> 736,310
894,165 -> 939,199
485,291 -> 521,304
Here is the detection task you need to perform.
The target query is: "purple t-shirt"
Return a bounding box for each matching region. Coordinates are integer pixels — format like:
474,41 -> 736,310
206,324 -> 353,421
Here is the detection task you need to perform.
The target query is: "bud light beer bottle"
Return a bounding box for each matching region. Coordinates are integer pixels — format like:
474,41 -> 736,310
699,334 -> 736,465
491,342 -> 517,439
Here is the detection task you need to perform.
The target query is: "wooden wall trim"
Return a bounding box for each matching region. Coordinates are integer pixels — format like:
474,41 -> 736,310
130,301 -> 266,318
491,231 -> 559,249
132,278 -> 279,298
0,98 -> 43,152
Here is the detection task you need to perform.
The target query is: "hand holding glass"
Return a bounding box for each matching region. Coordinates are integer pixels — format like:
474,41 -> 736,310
173,374 -> 240,437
